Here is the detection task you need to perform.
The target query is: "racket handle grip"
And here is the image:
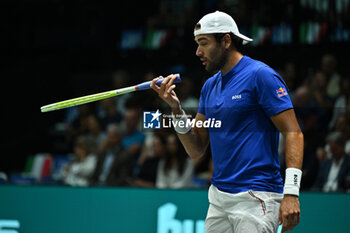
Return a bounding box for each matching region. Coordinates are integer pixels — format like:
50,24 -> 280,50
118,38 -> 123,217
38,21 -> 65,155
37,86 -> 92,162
136,74 -> 181,91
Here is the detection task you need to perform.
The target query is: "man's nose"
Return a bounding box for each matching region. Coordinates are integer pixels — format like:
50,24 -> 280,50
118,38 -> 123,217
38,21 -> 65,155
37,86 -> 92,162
196,46 -> 203,57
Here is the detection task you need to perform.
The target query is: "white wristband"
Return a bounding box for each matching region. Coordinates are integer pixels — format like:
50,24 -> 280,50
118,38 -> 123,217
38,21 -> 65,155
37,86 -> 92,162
172,110 -> 191,134
283,168 -> 302,196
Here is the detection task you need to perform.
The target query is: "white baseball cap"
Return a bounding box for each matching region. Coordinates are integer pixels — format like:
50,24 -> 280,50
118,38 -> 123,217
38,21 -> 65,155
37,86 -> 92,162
194,11 -> 253,44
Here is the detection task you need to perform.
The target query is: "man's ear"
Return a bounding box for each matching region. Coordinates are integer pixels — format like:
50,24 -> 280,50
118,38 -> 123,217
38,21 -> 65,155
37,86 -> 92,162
223,34 -> 231,49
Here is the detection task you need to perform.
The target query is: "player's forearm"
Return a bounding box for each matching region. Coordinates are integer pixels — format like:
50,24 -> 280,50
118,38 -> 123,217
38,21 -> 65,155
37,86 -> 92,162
171,107 -> 209,160
284,131 -> 304,169
177,129 -> 208,160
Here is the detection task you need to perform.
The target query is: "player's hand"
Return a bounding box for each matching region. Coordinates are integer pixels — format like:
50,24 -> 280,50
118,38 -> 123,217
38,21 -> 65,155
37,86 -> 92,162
278,195 -> 300,232
150,74 -> 182,114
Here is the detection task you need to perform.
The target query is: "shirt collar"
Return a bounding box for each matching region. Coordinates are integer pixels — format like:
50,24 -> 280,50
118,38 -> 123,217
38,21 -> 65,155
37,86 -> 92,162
220,55 -> 249,79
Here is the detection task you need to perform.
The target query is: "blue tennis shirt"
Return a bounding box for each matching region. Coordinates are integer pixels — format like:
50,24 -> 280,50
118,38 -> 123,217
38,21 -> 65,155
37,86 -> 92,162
198,56 -> 293,194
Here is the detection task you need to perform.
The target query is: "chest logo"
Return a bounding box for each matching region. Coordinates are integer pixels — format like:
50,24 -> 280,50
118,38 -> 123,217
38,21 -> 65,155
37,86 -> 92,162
232,94 -> 242,100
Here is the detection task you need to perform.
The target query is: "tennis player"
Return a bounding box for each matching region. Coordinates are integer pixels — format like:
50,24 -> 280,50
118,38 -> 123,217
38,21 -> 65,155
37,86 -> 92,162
151,11 -> 303,233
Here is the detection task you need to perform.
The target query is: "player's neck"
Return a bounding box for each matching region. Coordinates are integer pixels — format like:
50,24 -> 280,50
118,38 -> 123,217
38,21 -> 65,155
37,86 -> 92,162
220,51 -> 243,75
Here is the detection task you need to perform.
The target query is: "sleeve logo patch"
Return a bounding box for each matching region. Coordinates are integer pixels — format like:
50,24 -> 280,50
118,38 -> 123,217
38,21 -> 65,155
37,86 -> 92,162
276,87 -> 288,97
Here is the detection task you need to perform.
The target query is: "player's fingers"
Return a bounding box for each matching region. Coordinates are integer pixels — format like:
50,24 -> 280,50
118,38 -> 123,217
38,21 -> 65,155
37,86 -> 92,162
150,77 -> 162,92
278,209 -> 282,225
283,213 -> 297,232
287,212 -> 299,231
163,74 -> 177,87
297,212 -> 300,225
281,214 -> 288,233
159,75 -> 172,96
163,84 -> 176,98
170,90 -> 178,99
164,74 -> 178,96
167,84 -> 176,94
285,216 -> 293,232
165,74 -> 178,89
161,74 -> 177,97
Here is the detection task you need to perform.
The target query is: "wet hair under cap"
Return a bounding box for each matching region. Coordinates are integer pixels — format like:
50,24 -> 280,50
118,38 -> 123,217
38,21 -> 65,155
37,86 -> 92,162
213,32 -> 243,52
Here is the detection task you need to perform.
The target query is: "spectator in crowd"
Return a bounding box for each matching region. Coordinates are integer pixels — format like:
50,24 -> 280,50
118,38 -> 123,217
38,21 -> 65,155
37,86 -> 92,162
290,75 -> 328,190
284,84 -> 319,191
300,133 -> 319,190
0,171 -> 7,184
176,75 -> 199,114
98,98 -> 123,131
312,132 -> 350,192
138,128 -> 170,178
192,146 -> 213,188
278,61 -> 298,102
321,54 -> 341,99
334,114 -> 350,155
121,107 -> 145,159
334,114 -> 350,138
131,133 -> 166,188
65,104 -> 95,148
346,98 -> 350,154
86,114 -> 106,148
310,71 -> 333,124
294,85 -> 321,144
317,114 -> 350,163
90,124 -> 133,186
328,78 -> 350,129
112,70 -> 133,116
294,72 -> 332,151
156,133 -> 194,189
60,135 -> 97,187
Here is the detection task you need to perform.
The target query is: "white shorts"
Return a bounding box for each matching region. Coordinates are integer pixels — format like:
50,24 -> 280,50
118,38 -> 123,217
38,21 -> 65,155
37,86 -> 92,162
205,185 -> 283,233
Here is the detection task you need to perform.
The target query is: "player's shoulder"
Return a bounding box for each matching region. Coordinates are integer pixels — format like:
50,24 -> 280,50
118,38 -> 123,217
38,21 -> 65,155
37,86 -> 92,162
245,56 -> 278,77
247,57 -> 288,91
246,57 -> 284,84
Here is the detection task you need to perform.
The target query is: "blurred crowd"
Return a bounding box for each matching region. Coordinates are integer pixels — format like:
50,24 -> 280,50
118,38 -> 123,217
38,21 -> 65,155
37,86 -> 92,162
53,71 -> 209,189
2,70 -> 212,189
278,53 -> 350,193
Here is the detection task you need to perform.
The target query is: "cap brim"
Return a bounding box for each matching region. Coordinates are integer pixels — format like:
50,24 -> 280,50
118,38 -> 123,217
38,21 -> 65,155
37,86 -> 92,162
235,33 -> 253,43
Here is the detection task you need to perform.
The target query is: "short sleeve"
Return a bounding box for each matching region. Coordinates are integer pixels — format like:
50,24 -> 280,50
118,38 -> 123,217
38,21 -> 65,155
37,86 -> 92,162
255,66 -> 293,117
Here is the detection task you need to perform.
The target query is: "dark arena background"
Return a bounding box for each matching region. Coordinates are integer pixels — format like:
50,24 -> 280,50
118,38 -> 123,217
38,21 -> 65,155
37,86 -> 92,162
1,0 -> 350,232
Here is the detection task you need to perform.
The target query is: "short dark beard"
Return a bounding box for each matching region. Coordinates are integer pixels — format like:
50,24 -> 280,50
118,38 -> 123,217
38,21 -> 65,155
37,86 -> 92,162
206,45 -> 229,74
